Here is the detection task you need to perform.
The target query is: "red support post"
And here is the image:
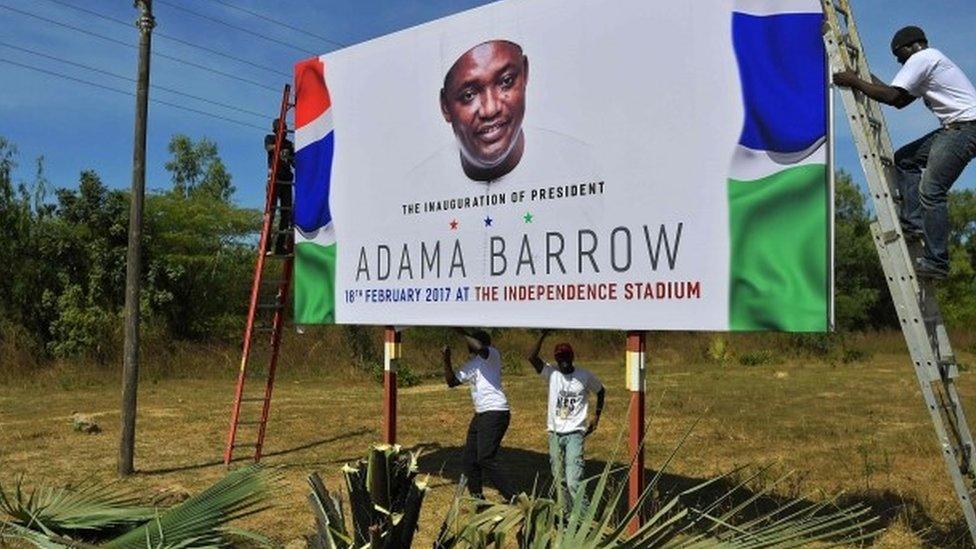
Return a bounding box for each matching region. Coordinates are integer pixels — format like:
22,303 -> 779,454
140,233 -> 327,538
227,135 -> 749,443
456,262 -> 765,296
626,331 -> 646,534
383,327 -> 400,445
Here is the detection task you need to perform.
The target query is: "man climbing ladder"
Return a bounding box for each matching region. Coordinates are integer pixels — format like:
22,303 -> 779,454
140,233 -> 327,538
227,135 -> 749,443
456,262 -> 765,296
833,25 -> 976,280
823,2 -> 976,543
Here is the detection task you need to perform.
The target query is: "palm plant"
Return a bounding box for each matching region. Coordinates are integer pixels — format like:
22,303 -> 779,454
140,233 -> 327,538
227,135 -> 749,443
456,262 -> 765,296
307,444 -> 428,548
436,419 -> 880,548
0,464 -> 277,548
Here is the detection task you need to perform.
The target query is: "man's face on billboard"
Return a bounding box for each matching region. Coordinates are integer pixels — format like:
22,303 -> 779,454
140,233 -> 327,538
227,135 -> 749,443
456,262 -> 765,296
441,41 -> 528,177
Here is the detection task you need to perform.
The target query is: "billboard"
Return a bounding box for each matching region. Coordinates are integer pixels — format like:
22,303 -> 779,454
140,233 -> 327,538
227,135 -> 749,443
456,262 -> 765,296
293,0 -> 830,331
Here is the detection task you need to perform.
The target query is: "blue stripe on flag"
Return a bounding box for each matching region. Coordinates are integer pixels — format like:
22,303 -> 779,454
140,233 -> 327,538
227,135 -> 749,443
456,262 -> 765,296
732,12 -> 825,154
294,131 -> 334,233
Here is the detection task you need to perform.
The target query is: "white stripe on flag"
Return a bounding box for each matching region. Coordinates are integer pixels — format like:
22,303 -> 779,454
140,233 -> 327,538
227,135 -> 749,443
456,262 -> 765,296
296,108 -> 334,151
728,141 -> 826,181
733,0 -> 821,16
295,223 -> 336,247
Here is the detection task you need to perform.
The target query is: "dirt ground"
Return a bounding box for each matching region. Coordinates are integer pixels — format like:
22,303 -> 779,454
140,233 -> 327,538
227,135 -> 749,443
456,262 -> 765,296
2,345 -> 975,547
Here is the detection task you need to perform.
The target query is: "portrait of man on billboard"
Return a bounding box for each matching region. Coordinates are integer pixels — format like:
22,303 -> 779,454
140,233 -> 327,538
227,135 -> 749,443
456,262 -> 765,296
440,40 -> 529,182
405,34 -> 600,196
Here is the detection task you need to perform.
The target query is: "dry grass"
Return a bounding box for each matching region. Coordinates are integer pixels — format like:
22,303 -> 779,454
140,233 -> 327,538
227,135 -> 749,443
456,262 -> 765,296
2,329 -> 976,547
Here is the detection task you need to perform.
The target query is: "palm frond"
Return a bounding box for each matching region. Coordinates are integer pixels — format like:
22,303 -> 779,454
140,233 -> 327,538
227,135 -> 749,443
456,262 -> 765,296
101,464 -> 279,549
0,476 -> 154,537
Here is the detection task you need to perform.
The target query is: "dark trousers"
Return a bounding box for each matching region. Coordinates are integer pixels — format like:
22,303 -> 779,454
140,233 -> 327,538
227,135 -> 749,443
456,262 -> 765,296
268,170 -> 293,255
895,124 -> 976,270
462,410 -> 514,500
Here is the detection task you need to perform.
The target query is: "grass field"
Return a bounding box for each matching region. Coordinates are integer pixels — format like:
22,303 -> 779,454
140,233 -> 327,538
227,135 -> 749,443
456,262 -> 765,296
2,329 -> 976,547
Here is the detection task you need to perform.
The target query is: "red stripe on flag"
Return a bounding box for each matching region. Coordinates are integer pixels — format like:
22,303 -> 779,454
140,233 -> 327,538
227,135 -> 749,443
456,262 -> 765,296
294,56 -> 330,129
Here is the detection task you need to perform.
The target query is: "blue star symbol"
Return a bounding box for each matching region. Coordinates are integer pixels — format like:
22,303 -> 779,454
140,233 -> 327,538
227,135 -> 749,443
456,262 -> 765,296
484,216 -> 493,227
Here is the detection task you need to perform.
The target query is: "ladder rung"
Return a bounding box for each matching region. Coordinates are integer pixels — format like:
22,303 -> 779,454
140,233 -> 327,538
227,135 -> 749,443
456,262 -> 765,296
232,443 -> 259,448
265,253 -> 294,259
236,420 -> 264,426
241,397 -> 268,402
257,303 -> 285,310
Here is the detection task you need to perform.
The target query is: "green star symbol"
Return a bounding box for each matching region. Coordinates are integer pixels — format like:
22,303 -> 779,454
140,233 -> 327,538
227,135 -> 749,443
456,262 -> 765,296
523,211 -> 534,223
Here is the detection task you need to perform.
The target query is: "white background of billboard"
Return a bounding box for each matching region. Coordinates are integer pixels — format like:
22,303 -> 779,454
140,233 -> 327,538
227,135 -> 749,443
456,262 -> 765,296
322,0 -> 752,330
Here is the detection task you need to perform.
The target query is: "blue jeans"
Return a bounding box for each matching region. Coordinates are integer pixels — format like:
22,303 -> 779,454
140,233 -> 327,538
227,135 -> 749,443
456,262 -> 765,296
895,123 -> 976,270
548,431 -> 586,513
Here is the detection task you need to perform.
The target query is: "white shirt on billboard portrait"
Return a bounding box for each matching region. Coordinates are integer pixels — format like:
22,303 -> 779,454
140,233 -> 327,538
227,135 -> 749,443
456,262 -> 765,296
407,126 -> 602,201
891,48 -> 976,125
540,363 -> 603,434
456,345 -> 510,413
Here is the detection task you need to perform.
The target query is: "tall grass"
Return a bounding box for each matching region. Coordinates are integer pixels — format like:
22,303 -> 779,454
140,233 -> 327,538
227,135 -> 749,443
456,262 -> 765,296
4,325 -> 974,388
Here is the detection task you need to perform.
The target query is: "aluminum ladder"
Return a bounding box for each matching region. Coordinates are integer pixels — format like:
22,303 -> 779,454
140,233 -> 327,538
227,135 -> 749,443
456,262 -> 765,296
224,84 -> 295,465
822,0 -> 976,542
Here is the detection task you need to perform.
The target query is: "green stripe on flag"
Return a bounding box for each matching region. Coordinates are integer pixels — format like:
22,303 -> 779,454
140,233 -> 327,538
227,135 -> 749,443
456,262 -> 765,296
294,241 -> 336,324
728,164 -> 828,332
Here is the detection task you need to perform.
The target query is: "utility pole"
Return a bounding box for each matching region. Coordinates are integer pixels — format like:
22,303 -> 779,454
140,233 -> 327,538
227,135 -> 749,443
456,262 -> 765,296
119,0 -> 154,477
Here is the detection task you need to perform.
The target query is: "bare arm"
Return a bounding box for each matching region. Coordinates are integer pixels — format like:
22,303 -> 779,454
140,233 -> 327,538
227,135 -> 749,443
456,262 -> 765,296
833,71 -> 915,109
526,329 -> 550,374
443,346 -> 461,388
585,388 -> 606,437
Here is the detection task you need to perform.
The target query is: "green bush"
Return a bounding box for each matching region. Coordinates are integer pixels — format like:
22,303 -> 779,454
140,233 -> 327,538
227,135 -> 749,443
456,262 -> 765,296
841,347 -> 869,364
369,359 -> 420,388
704,335 -> 733,364
789,333 -> 835,357
738,349 -> 776,366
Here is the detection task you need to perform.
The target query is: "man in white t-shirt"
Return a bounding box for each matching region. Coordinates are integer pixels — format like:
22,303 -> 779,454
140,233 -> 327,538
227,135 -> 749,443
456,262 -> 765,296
442,328 -> 515,501
834,26 -> 976,280
527,330 -> 605,514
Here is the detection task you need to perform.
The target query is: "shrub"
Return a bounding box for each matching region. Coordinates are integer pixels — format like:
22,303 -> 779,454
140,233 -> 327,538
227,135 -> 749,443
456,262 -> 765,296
370,359 -> 421,388
738,349 -> 776,366
704,335 -> 732,364
841,347 -> 869,364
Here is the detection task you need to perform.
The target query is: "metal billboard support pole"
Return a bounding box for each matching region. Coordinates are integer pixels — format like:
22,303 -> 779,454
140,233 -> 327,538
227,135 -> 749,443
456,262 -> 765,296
383,326 -> 401,445
626,330 -> 646,533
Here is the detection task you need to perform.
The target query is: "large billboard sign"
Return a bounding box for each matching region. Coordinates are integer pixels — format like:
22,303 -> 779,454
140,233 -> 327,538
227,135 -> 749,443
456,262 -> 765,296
293,0 -> 830,331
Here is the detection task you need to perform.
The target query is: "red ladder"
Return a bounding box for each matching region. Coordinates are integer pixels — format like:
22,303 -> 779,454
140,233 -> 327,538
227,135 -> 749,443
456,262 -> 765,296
224,85 -> 294,465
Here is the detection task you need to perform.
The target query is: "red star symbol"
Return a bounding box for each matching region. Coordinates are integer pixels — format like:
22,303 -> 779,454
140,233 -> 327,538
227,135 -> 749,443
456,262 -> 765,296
449,219 -> 459,230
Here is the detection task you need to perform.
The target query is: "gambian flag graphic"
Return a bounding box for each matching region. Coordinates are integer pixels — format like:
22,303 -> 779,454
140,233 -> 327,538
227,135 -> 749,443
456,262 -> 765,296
728,0 -> 828,331
294,57 -> 336,324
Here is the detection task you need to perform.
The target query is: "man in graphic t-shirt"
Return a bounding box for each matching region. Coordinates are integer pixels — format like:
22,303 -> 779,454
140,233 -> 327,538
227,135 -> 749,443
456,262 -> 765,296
833,26 -> 976,280
527,330 -> 605,513
443,328 -> 515,501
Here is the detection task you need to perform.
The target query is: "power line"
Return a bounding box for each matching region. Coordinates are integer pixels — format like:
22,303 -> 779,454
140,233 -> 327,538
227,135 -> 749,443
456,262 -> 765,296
0,57 -> 266,132
207,0 -> 346,49
39,0 -> 291,77
0,3 -> 280,93
155,0 -> 316,55
0,41 -> 268,120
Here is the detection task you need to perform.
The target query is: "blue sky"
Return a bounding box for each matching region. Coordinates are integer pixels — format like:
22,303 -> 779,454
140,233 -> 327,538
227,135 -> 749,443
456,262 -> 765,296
1,0 -> 974,209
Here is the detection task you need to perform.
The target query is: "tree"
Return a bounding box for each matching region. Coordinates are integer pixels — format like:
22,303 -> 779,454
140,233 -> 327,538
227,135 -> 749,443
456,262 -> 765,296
1,134 -> 259,360
144,191 -> 258,339
940,189 -> 976,325
164,134 -> 235,201
833,171 -> 895,330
